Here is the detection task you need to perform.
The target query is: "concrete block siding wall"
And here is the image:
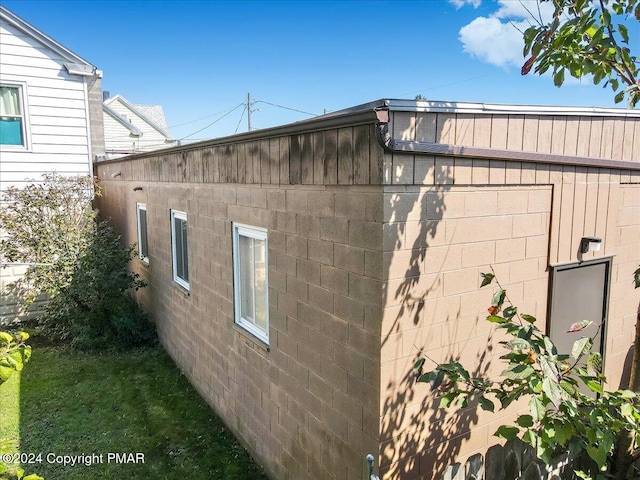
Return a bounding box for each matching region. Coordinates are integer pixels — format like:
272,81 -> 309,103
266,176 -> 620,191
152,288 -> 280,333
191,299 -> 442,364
96,178 -> 384,480
95,101 -> 640,480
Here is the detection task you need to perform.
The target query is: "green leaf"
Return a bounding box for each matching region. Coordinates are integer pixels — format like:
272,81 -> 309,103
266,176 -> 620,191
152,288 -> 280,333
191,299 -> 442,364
530,396 -> 546,422
618,24 -> 629,43
572,337 -> 593,360
543,336 -> 557,355
503,306 -> 517,319
516,414 -> 534,427
440,392 -> 458,408
479,396 -> 494,412
502,364 -> 535,380
553,69 -> 565,87
634,266 -> 640,289
587,352 -> 602,376
413,358 -> 425,372
480,272 -> 495,287
586,379 -> 604,395
521,314 -> 536,324
542,377 -> 564,407
492,289 -> 506,307
586,444 -> 608,470
619,390 -> 636,399
614,90 -> 625,103
487,315 -> 507,324
620,403 -> 634,421
495,425 -> 520,440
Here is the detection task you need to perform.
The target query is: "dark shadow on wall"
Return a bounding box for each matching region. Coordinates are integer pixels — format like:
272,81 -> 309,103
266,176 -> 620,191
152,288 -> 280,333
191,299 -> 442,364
379,116 -> 493,479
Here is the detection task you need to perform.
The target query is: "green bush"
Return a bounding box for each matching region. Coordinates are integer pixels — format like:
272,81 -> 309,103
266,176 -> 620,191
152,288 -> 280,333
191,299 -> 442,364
1,174 -> 155,350
43,221 -> 156,350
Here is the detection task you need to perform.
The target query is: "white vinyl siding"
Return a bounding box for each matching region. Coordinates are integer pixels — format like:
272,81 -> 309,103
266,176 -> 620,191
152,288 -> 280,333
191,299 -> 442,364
171,210 -> 189,290
233,223 -> 268,344
103,114 -> 140,154
136,203 -> 149,264
105,99 -> 172,153
0,20 -> 91,191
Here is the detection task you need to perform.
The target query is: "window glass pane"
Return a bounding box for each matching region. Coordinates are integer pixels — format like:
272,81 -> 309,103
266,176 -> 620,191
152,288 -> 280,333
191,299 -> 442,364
0,118 -> 23,145
239,235 -> 254,322
0,87 -> 21,116
181,220 -> 188,282
174,217 -> 184,280
253,237 -> 267,332
139,208 -> 148,259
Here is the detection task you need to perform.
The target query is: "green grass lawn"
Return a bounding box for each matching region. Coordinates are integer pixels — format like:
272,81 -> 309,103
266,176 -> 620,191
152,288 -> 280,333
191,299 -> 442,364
0,346 -> 267,480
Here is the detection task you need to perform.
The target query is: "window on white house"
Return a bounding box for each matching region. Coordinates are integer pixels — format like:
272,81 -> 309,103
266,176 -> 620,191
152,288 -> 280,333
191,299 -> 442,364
171,210 -> 189,290
137,203 -> 149,264
233,223 -> 268,344
0,85 -> 26,147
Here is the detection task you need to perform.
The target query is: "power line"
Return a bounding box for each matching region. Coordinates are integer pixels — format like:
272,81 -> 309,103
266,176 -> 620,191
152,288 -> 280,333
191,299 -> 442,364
166,104 -> 248,129
179,103 -> 245,140
234,106 -> 247,134
398,73 -> 500,98
253,99 -> 319,117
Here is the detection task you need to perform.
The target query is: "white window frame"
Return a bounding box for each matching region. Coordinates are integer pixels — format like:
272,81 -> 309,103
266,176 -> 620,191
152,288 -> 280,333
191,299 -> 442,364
136,203 -> 149,264
0,82 -> 31,151
233,223 -> 269,344
171,210 -> 189,290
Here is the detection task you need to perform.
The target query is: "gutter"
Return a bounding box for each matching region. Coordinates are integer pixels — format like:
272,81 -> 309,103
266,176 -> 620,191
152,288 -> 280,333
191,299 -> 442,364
374,104 -> 640,172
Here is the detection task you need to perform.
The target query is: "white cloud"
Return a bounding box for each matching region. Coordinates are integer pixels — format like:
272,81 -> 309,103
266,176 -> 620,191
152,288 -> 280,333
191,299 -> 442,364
449,0 -> 482,9
493,0 -> 554,21
459,17 -> 529,68
458,0 -> 556,69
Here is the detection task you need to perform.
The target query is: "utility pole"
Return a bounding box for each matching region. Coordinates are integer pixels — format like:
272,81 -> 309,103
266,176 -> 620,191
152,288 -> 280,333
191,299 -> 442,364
247,93 -> 252,132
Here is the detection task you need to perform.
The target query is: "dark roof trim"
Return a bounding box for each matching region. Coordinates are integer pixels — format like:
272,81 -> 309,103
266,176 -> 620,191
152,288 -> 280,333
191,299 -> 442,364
378,136 -> 640,171
103,104 -> 143,136
96,107 -> 384,165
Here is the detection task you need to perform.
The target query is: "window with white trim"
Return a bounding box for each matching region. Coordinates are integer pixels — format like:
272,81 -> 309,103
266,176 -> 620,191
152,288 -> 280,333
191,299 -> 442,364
136,203 -> 149,264
171,210 -> 189,290
233,223 -> 268,344
0,85 -> 27,147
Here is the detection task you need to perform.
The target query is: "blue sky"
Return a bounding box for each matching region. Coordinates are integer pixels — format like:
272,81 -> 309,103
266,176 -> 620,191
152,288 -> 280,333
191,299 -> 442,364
3,0 -> 639,142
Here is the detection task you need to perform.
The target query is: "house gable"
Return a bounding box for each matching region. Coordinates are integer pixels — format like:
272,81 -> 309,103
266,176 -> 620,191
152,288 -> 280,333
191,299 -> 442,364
0,5 -> 102,191
103,94 -> 176,157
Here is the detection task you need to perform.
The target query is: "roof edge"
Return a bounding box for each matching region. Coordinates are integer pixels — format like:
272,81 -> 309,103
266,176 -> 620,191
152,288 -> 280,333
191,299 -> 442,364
385,98 -> 640,117
103,104 -> 143,136
95,107 -> 384,165
105,94 -> 176,140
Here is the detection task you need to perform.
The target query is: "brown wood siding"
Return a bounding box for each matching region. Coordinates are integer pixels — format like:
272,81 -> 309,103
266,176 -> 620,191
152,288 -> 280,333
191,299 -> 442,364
403,112 -> 640,162
96,123 -> 385,188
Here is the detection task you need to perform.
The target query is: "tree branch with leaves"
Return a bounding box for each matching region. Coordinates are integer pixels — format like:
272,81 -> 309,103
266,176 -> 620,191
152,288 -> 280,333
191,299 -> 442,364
415,269 -> 640,480
522,0 -> 639,107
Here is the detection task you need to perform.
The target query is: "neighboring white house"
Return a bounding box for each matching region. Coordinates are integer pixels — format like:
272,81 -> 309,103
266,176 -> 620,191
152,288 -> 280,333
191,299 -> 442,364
103,93 -> 177,158
0,5 -> 104,192
0,5 -> 104,323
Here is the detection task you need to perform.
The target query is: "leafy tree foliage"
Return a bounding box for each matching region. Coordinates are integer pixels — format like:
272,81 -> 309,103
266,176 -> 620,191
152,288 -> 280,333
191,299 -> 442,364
0,174 -> 154,349
0,331 -> 42,480
522,0 -> 639,107
415,271 -> 640,480
0,174 -> 96,305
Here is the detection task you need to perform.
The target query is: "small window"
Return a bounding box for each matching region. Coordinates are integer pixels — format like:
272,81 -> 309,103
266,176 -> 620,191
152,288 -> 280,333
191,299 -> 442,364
0,85 -> 26,147
137,203 -> 149,264
233,223 -> 268,344
171,210 -> 189,290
